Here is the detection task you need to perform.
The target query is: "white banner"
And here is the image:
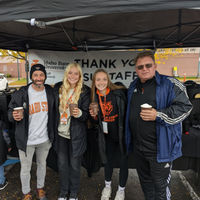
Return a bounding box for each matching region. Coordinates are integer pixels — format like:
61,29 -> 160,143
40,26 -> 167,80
28,50 -> 139,87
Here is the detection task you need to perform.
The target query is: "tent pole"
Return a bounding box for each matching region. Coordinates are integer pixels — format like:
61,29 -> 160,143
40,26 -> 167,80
46,15 -> 92,25
25,52 -> 29,85
15,15 -> 93,27
197,49 -> 200,78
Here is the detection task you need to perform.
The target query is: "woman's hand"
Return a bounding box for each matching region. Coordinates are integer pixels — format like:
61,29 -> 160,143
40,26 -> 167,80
72,107 -> 80,117
89,107 -> 98,118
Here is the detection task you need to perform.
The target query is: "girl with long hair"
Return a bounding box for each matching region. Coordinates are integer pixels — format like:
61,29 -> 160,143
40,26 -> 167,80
53,63 -> 90,200
90,69 -> 128,200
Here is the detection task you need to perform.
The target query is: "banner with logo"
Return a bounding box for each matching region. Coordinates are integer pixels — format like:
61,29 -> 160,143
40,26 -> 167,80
28,50 -> 139,87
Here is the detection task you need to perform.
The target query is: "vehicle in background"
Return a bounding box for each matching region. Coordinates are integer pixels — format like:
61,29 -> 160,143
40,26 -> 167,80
0,74 -> 8,90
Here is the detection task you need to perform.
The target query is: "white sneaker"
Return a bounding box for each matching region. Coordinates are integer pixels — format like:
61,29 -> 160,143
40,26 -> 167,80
69,193 -> 78,200
58,197 -> 67,200
101,187 -> 112,200
114,191 -> 125,200
58,193 -> 67,200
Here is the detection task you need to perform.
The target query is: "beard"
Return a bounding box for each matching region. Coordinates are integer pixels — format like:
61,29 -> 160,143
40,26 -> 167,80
32,79 -> 45,88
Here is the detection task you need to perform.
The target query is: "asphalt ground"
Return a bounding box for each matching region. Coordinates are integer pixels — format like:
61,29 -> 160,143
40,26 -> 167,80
1,162 -> 200,200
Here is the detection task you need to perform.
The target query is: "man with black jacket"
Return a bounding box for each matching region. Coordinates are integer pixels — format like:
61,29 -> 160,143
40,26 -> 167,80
8,64 -> 54,200
125,51 -> 193,200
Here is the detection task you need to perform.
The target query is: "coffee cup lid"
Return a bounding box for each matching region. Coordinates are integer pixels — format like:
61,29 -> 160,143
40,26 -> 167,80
141,103 -> 152,108
14,107 -> 23,110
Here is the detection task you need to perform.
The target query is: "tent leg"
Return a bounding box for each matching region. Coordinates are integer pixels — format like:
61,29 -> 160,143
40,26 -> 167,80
25,52 -> 29,85
197,50 -> 200,78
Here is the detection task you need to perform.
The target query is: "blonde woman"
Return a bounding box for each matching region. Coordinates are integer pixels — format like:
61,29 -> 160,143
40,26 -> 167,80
53,63 -> 90,200
90,69 -> 128,200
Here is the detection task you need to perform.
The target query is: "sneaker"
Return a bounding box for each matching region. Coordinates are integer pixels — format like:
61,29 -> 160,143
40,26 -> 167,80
58,193 -> 67,200
0,179 -> 9,190
23,192 -> 32,200
36,187 -> 47,200
114,191 -> 125,200
69,193 -> 78,200
101,187 -> 112,200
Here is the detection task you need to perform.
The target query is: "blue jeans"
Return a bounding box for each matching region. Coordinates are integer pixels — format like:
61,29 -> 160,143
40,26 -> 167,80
57,136 -> 82,196
0,164 -> 5,184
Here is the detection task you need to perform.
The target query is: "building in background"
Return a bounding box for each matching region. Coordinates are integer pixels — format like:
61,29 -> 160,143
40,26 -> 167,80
0,57 -> 26,78
155,48 -> 200,77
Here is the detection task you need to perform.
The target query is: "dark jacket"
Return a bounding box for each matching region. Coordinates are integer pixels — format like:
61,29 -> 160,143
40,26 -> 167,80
7,83 -> 55,153
91,89 -> 127,164
125,71 -> 193,162
53,82 -> 90,157
0,120 -> 11,165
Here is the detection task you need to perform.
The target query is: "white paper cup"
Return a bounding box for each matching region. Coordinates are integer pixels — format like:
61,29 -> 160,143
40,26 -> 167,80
14,107 -> 24,118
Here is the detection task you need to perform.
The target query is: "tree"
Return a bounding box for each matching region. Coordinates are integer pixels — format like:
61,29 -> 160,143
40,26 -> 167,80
155,48 -> 184,64
0,49 -> 26,61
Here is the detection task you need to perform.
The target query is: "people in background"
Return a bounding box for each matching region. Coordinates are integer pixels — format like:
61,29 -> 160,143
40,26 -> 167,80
125,51 -> 193,200
53,63 -> 90,200
90,69 -> 128,200
0,120 -> 11,190
8,64 -> 55,200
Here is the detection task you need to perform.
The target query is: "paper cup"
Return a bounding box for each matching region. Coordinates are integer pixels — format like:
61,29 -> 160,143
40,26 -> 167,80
69,104 -> 78,115
14,107 -> 24,118
90,102 -> 98,116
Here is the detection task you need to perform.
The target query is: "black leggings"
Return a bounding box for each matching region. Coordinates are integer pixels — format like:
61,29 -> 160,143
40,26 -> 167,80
104,136 -> 128,187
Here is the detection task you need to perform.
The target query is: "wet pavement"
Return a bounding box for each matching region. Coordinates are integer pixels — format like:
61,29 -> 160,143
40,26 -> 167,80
1,162 -> 200,200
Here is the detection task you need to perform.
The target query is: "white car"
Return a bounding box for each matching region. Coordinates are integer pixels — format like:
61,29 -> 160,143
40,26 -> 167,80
0,74 -> 8,90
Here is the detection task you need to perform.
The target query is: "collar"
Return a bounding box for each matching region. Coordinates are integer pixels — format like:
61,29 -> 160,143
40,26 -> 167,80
96,87 -> 110,96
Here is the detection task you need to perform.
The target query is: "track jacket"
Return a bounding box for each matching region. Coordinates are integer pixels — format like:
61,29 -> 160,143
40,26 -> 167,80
7,83 -> 55,153
125,71 -> 193,162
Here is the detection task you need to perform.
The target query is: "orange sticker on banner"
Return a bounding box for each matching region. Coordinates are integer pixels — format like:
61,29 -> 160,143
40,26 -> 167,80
60,112 -> 68,124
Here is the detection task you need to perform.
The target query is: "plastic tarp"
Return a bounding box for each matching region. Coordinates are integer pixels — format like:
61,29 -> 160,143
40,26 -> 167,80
1,0 -> 200,22
1,1 -> 200,51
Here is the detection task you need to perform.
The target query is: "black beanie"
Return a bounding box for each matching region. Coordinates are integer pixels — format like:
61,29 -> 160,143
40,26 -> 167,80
30,64 -> 47,80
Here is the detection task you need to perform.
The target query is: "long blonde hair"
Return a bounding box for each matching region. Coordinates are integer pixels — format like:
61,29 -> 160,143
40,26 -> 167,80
59,63 -> 83,111
90,69 -> 126,102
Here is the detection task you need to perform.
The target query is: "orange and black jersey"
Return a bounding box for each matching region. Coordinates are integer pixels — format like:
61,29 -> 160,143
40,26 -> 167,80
98,89 -> 119,142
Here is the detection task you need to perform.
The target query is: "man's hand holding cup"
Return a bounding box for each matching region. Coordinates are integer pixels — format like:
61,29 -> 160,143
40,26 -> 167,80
140,103 -> 157,121
13,107 -> 24,121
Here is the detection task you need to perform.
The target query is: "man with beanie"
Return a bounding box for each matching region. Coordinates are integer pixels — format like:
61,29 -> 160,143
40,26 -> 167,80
8,64 -> 55,200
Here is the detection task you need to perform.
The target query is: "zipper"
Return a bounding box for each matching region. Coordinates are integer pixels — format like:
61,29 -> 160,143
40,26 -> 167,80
138,84 -> 145,150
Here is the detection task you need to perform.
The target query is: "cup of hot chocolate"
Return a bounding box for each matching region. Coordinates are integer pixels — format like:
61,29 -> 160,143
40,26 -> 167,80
141,103 -> 152,111
90,102 -> 98,116
69,104 -> 78,115
14,107 -> 24,119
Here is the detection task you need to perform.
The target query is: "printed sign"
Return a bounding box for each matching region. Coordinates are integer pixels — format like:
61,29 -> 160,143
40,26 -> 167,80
28,50 -> 140,87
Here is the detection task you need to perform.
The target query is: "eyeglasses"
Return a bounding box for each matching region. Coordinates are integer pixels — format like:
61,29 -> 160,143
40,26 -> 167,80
136,63 -> 153,70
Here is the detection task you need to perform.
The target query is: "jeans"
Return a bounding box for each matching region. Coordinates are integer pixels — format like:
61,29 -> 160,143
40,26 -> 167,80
18,140 -> 51,194
57,136 -> 82,196
0,164 -> 5,184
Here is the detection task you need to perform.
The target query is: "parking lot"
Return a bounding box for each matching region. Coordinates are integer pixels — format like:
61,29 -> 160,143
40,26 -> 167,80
1,161 -> 200,200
